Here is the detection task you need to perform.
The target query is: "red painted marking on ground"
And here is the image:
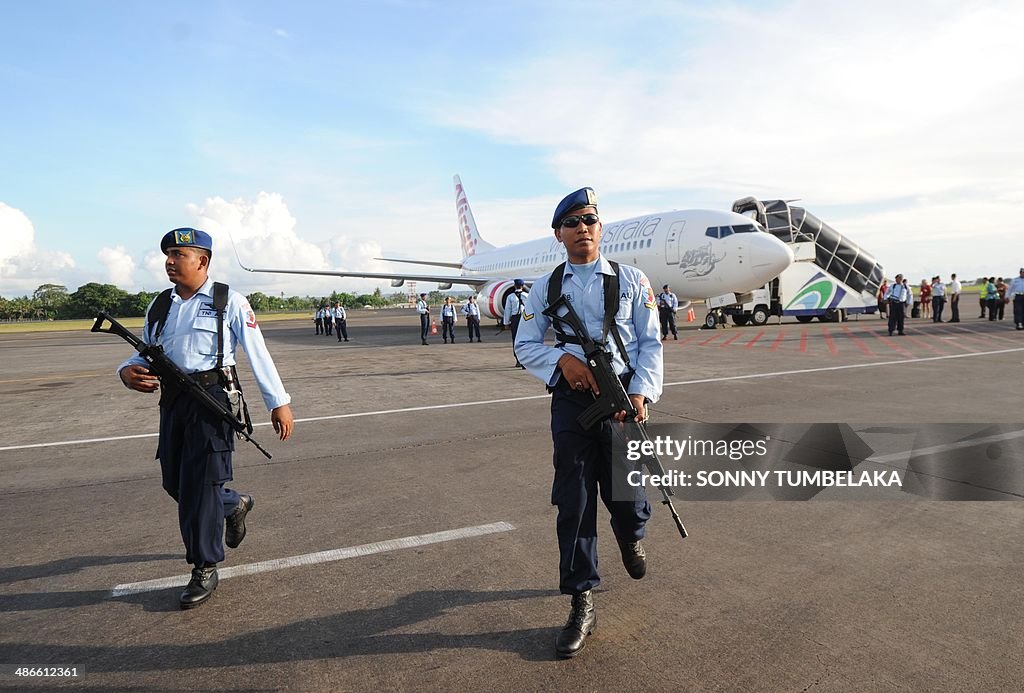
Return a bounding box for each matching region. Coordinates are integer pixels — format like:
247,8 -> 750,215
744,331 -> 765,349
840,325 -> 875,356
698,332 -> 722,346
769,331 -> 786,351
799,329 -> 809,353
874,333 -> 914,358
938,324 -> 1008,346
720,332 -> 743,347
677,336 -> 695,346
821,326 -> 839,356
926,328 -> 976,352
900,331 -> 948,355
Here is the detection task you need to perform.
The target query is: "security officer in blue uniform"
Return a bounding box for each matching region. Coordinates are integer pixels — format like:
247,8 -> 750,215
117,228 -> 294,609
657,284 -> 679,340
463,295 -> 483,342
882,273 -> 909,336
416,292 -> 431,345
515,188 -> 663,659
503,279 -> 529,367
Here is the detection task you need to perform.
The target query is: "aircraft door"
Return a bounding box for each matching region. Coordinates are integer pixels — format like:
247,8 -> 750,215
665,220 -> 685,265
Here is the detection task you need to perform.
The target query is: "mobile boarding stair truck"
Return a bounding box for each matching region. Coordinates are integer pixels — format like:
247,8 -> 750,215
712,198 -> 885,327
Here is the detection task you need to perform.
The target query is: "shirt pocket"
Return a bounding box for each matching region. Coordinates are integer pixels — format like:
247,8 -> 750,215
191,316 -> 220,356
616,295 -> 634,321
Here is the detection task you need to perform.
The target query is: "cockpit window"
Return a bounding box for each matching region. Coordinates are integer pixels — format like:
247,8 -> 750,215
705,227 -> 719,238
732,224 -> 756,233
718,226 -> 733,238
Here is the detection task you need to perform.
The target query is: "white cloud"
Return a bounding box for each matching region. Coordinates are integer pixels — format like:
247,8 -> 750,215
177,192 -> 400,297
420,0 -> 1024,282
0,202 -> 77,295
97,245 -> 136,287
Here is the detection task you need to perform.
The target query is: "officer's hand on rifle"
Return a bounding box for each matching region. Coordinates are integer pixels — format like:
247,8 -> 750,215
120,365 -> 160,393
557,354 -> 600,396
613,394 -> 648,424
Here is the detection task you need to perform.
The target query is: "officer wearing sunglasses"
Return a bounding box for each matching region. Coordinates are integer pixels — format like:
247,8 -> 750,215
514,187 -> 663,659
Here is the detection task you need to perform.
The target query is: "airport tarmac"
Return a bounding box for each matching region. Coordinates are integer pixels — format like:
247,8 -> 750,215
1,310 -> 1022,692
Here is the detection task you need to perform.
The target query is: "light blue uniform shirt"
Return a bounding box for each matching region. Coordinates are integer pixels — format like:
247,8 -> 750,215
514,256 -> 663,403
416,299 -> 429,314
1007,276 -> 1024,296
883,282 -> 909,303
463,301 -> 480,318
333,306 -> 346,320
503,290 -> 528,324
117,277 -> 291,411
657,291 -> 679,310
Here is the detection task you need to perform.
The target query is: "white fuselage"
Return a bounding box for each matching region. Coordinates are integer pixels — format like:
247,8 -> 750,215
461,209 -> 793,300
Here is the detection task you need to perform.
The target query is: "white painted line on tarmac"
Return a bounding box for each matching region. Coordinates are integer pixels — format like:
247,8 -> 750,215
110,521 -> 516,598
4,346 -> 1023,453
866,428 -> 1024,464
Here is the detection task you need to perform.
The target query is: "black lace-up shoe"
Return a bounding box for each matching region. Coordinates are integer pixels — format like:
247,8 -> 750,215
179,565 -> 218,609
618,539 -> 647,579
225,494 -> 254,549
555,590 -> 597,659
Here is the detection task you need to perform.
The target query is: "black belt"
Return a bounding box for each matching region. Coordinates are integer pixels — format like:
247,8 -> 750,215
190,366 -> 237,388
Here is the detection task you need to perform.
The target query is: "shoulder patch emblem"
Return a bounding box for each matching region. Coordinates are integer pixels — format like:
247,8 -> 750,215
522,312 -> 534,321
246,310 -> 258,328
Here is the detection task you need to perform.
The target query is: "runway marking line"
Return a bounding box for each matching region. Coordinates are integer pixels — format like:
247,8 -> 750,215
744,331 -> 765,349
111,521 -> 516,597
821,327 -> 838,356
840,325 -> 875,357
5,346 -> 1024,452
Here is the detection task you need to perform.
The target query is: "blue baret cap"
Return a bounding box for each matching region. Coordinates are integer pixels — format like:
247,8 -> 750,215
514,278 -> 525,287
551,187 -> 598,228
161,227 -> 213,255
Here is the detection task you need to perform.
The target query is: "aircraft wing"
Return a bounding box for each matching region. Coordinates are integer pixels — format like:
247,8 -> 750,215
238,265 -> 496,288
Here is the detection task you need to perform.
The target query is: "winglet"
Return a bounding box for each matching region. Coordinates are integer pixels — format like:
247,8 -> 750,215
227,230 -> 256,272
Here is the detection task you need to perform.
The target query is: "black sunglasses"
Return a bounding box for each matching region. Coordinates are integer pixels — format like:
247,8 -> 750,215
560,213 -> 599,228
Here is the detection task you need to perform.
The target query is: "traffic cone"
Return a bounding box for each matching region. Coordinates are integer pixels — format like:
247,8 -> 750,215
687,307 -> 695,322
430,320 -> 438,335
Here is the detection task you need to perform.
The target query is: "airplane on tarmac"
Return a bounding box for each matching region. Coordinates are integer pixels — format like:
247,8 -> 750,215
235,175 -> 794,322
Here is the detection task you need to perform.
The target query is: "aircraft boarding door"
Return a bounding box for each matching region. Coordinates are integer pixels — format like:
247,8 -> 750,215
665,221 -> 685,265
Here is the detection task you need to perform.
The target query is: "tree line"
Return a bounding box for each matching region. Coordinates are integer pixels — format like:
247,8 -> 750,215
0,283 -> 421,321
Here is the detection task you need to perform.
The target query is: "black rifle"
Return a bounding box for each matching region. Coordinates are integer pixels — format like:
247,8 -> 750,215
542,295 -> 687,539
92,311 -> 272,459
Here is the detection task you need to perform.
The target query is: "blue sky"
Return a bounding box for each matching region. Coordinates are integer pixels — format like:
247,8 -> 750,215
2,0 -> 1022,297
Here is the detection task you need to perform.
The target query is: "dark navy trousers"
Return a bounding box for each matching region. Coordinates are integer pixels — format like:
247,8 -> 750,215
158,385 -> 241,567
550,380 -> 651,595
420,313 -> 430,341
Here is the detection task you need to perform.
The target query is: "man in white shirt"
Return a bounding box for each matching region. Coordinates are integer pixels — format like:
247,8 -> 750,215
948,273 -> 962,323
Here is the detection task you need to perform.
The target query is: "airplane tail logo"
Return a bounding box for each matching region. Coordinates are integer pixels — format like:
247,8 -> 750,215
454,174 -> 495,259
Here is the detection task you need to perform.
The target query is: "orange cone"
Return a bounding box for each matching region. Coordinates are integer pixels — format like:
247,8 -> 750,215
430,320 -> 438,335
686,307 -> 695,322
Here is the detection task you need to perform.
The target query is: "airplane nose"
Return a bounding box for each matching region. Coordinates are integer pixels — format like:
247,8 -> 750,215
752,236 -> 793,276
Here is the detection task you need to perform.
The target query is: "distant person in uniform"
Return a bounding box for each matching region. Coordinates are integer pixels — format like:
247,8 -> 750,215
116,228 -> 294,609
515,187 -> 662,659
1007,268 -> 1024,330
416,292 -> 431,345
314,307 -> 324,335
657,284 -> 679,340
931,276 -> 946,323
333,303 -> 349,342
323,304 -> 333,336
463,295 -> 482,342
503,279 -> 529,368
440,296 -> 458,344
883,273 -> 908,336
948,273 -> 961,322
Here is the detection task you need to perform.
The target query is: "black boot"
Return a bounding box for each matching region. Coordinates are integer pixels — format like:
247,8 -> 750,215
225,494 -> 254,549
179,565 -> 219,609
618,538 -> 647,579
555,590 -> 596,659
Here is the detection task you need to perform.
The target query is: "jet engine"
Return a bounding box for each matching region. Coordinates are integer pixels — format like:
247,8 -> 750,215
477,279 -> 519,320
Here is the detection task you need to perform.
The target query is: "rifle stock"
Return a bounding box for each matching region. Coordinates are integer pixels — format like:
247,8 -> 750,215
93,311 -> 272,459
